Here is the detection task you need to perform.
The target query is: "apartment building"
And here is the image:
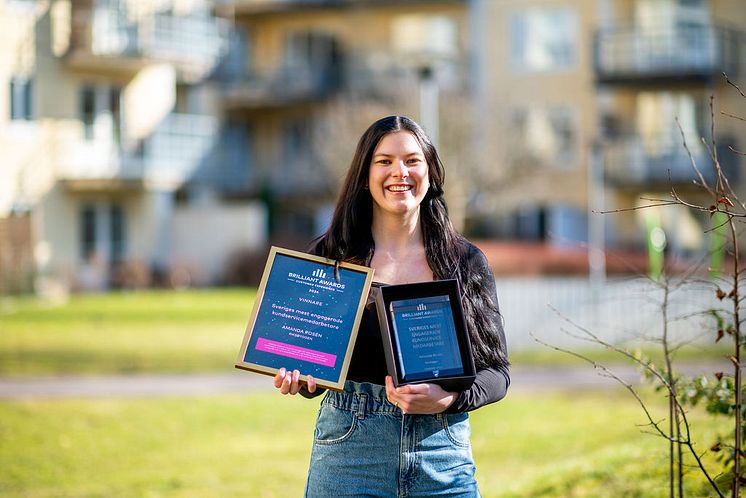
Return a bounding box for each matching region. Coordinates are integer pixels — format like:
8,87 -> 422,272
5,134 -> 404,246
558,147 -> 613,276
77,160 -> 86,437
469,0 -> 600,247
594,0 -> 744,252
2,0 -> 743,293
221,0 -> 744,256
216,0 -> 471,240
0,0 -> 266,292
478,0 -> 744,256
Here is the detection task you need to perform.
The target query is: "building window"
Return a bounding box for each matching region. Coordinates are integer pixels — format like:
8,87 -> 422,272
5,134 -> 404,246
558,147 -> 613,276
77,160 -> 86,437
79,202 -> 127,262
636,91 -> 703,155
80,84 -> 123,142
509,8 -> 578,72
283,119 -> 311,162
10,77 -> 33,120
110,87 -> 121,145
81,86 -> 96,140
110,204 -> 125,263
80,204 -> 97,260
512,206 -> 547,241
391,15 -> 458,57
511,106 -> 579,168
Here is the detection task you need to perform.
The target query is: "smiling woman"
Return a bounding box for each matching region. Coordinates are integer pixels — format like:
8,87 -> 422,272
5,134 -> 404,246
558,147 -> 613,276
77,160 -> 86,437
368,131 -> 430,219
268,115 -> 510,497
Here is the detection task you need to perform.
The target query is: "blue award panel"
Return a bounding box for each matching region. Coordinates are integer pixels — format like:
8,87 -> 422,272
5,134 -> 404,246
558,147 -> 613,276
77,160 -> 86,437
389,295 -> 465,382
238,248 -> 372,389
372,279 -> 476,391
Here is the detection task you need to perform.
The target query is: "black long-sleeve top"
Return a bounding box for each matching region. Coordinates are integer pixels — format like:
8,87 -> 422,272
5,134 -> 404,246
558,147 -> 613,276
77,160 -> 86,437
302,242 -> 510,413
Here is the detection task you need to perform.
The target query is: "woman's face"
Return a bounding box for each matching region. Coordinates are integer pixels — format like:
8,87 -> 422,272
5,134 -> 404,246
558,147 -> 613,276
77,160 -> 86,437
368,131 -> 430,218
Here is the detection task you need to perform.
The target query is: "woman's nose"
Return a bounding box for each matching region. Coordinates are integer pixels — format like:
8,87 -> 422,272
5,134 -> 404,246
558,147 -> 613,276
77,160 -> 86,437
393,160 -> 409,177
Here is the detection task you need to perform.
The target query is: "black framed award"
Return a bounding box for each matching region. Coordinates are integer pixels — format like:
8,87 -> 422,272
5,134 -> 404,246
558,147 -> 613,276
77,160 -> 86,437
235,246 -> 374,391
373,279 -> 476,391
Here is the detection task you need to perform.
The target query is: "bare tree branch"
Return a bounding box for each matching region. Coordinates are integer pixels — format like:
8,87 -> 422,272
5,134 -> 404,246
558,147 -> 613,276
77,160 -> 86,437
724,72 -> 746,99
721,111 -> 746,123
676,116 -> 714,195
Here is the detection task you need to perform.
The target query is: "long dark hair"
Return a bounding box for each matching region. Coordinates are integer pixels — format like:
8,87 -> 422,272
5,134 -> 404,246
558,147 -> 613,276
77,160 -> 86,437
312,115 -> 508,369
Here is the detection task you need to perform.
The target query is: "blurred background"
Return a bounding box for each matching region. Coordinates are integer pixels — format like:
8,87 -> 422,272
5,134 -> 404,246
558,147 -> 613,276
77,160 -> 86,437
1,0 -> 745,496
1,0 -> 745,295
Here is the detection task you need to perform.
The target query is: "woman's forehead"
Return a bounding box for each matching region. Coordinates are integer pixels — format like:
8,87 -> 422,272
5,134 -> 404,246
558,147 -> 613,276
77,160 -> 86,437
372,131 -> 424,156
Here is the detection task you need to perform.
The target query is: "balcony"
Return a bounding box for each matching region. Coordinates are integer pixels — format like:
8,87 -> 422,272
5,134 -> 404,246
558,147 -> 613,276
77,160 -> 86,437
217,0 -> 465,17
603,135 -> 739,188
140,113 -> 220,186
215,0 -> 369,18
58,138 -> 145,192
223,64 -> 342,110
594,24 -> 741,85
65,7 -> 229,81
59,114 -> 221,191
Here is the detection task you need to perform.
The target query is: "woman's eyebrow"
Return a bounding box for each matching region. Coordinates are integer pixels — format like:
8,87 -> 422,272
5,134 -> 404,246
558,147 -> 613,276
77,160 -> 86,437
373,151 -> 424,158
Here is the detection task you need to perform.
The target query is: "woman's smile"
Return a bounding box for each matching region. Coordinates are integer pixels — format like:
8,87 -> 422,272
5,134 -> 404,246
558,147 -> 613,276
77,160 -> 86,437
369,131 -> 429,217
386,183 -> 414,193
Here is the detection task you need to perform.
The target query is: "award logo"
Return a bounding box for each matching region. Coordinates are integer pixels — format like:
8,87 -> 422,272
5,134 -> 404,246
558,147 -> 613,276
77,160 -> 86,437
287,267 -> 346,291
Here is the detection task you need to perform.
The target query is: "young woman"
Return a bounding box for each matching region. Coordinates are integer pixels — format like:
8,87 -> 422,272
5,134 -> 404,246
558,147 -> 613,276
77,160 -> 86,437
273,115 -> 510,497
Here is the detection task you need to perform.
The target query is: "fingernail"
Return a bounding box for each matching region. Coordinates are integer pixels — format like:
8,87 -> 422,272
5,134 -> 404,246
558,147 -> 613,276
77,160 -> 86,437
279,368 -> 286,377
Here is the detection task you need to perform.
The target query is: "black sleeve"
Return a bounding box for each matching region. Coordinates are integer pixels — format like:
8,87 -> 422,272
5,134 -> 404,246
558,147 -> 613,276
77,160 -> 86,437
299,385 -> 326,399
443,364 -> 510,413
444,243 -> 510,413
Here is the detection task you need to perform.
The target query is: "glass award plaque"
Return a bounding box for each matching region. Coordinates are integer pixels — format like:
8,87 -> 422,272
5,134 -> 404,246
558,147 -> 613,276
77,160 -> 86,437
373,279 -> 476,391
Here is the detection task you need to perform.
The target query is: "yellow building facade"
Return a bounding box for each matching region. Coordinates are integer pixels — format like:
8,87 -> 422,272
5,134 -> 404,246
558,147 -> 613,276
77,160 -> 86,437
0,0 -> 266,293
1,0 -> 744,292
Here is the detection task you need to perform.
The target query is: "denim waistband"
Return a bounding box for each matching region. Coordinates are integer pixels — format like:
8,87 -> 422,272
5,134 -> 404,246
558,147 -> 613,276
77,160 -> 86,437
323,381 -> 447,419
323,381 -> 399,416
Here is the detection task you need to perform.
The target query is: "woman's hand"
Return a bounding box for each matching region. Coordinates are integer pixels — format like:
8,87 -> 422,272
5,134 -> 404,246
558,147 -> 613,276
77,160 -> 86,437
385,376 -> 457,414
273,368 -> 316,395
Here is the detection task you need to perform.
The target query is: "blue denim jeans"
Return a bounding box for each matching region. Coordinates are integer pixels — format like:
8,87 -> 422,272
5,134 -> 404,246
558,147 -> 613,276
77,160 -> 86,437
305,381 -> 480,497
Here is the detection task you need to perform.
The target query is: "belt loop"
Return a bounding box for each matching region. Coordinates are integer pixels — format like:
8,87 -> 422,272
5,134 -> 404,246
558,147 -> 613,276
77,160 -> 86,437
356,393 -> 367,419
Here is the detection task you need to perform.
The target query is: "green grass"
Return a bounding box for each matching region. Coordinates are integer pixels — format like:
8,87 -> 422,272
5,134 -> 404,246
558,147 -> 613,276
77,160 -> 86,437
0,390 -> 728,498
0,290 -> 733,496
0,289 -> 731,377
509,344 -> 733,368
0,289 -> 255,375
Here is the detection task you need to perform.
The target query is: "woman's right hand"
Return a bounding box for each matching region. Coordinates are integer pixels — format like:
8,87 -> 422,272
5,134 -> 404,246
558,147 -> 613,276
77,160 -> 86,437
273,368 -> 316,395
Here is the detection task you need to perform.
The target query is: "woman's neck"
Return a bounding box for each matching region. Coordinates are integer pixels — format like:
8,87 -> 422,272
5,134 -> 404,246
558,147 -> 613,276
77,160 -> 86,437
369,210 -> 433,284
371,210 -> 423,254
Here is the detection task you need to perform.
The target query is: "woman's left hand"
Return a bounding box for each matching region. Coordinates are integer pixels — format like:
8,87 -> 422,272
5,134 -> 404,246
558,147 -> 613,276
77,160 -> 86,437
385,376 -> 457,414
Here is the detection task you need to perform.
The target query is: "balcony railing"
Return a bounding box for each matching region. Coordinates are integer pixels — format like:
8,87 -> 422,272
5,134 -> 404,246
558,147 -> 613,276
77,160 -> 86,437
192,125 -> 258,195
216,0 -> 356,16
58,114 -> 221,188
223,64 -> 342,109
140,113 -> 220,185
218,0 -> 466,17
67,7 -> 229,80
57,139 -> 145,183
594,24 -> 741,84
603,135 -> 739,187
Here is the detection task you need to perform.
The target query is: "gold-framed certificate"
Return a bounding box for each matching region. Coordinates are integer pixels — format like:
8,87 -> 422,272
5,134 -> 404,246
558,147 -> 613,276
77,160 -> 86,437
235,246 -> 374,391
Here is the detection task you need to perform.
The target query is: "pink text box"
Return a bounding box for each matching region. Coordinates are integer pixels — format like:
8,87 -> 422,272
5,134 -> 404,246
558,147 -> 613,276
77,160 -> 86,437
255,337 -> 337,368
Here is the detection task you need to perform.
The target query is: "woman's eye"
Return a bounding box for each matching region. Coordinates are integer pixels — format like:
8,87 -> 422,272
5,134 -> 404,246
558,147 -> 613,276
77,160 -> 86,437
377,159 -> 391,165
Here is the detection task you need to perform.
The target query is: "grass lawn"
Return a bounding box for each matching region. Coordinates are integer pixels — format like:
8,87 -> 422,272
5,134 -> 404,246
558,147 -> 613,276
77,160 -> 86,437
0,390 -> 727,498
0,289 -> 731,377
0,289 -> 255,376
0,289 -> 733,496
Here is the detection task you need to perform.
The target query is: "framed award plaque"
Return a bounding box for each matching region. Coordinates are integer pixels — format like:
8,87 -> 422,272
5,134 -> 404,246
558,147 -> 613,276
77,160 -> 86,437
235,246 -> 374,391
373,280 -> 476,391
